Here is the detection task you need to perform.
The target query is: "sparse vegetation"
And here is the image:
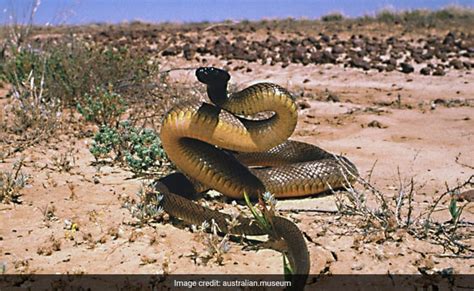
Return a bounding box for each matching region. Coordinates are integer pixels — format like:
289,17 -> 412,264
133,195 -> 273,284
374,6 -> 474,28
244,191 -> 294,276
0,159 -> 29,204
333,157 -> 474,256
52,149 -> 76,173
90,121 -> 170,175
321,13 -> 344,22
1,40 -> 160,108
0,29 -> 161,156
77,86 -> 127,127
124,183 -> 166,225
188,220 -> 233,266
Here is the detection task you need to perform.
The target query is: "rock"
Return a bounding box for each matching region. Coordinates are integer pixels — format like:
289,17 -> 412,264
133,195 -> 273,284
326,93 -> 340,102
182,44 -> 195,60
420,67 -> 431,75
332,44 -> 345,55
384,58 -> 398,66
292,46 -> 307,63
374,64 -> 385,72
245,51 -> 258,62
400,63 -> 414,74
357,49 -> 367,58
161,46 -> 179,56
310,52 -> 322,63
385,64 -> 396,72
433,98 -> 447,105
350,58 -> 370,70
449,59 -> 464,70
297,100 -> 311,109
432,67 -> 446,76
422,51 -> 434,60
301,57 -> 311,66
413,54 -> 424,64
351,38 -> 364,48
368,120 -> 385,128
443,32 -> 456,45
320,34 -> 330,43
457,189 -> 474,202
322,51 -> 336,63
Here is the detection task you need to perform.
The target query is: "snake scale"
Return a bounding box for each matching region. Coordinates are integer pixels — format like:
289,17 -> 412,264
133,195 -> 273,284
155,67 -> 358,289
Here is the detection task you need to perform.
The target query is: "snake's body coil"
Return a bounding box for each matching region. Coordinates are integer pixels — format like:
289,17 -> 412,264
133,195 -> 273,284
156,67 -> 358,289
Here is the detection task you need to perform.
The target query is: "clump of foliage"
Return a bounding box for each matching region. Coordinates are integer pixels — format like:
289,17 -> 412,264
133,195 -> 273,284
90,121 -> 169,174
1,40 -> 159,108
0,33 -> 160,155
1,159 -> 29,204
373,7 -> 474,28
0,46 -> 60,139
243,191 -> 294,276
321,13 -> 344,22
124,183 -> 165,225
77,86 -> 127,127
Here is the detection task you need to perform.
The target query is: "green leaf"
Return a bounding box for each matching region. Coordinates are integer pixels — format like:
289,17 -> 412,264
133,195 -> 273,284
283,254 -> 294,277
449,198 -> 459,220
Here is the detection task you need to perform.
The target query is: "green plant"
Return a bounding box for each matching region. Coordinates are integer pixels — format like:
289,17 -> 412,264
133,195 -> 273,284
0,35 -> 161,156
243,191 -> 294,276
124,125 -> 166,173
1,47 -> 60,140
124,183 -> 165,225
321,13 -> 344,22
89,126 -> 122,160
448,198 -> 461,222
77,86 -> 127,126
376,10 -> 401,23
90,121 -> 169,174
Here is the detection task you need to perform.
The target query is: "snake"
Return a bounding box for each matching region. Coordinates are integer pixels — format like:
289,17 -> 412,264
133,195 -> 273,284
154,67 -> 358,289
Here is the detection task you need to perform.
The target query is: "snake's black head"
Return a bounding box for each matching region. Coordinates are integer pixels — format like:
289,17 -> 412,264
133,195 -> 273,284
196,67 -> 230,86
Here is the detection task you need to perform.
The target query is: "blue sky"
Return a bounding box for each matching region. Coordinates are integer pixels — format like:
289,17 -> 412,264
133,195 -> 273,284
1,0 -> 472,25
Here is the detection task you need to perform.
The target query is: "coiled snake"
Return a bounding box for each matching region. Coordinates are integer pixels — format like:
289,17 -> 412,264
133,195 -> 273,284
154,67 -> 358,289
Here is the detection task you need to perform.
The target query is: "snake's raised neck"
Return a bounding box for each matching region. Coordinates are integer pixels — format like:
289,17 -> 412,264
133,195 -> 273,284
196,67 -> 231,107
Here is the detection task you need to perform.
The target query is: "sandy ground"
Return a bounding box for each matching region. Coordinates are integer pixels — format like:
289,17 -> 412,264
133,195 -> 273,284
1,54 -> 473,286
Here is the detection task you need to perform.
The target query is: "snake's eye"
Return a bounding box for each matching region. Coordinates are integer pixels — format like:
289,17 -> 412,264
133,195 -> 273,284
196,67 -> 230,85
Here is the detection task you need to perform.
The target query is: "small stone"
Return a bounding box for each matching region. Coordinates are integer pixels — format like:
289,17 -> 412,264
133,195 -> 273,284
420,67 -> 431,75
449,59 -> 464,70
297,100 -> 311,109
326,93 -> 340,102
368,120 -> 385,128
433,67 -> 445,76
457,189 -> 474,202
400,62 -> 414,74
161,46 -> 179,56
350,58 -> 370,70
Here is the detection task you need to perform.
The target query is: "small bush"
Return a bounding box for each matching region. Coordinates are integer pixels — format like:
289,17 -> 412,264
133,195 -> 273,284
90,121 -> 169,174
1,160 -> 29,204
376,10 -> 401,23
89,126 -> 122,160
77,86 -> 127,127
1,48 -> 59,139
0,37 -> 161,154
124,184 -> 165,225
321,13 -> 344,22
